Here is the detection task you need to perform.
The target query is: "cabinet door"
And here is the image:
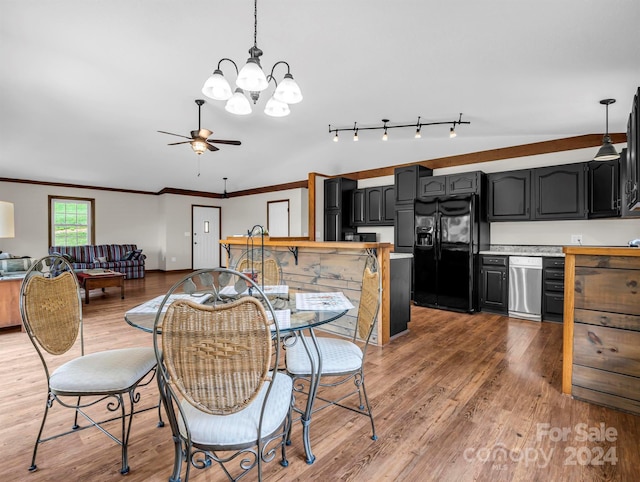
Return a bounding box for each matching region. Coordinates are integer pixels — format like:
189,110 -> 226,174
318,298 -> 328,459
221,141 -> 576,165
588,160 -> 620,218
448,171 -> 479,195
533,164 -> 587,220
487,170 -> 531,221
480,266 -> 508,313
623,92 -> 639,210
352,189 -> 366,225
382,186 -> 395,223
324,179 -> 341,210
395,165 -> 432,204
324,211 -> 340,241
394,205 -> 414,253
418,176 -> 446,198
620,149 -> 640,217
366,187 -> 383,224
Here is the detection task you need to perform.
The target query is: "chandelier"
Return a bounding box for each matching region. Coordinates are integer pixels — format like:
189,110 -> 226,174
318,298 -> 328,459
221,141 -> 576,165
201,0 -> 302,117
329,114 -> 470,142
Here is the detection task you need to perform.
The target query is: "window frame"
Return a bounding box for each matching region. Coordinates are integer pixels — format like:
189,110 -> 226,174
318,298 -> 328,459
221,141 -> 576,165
48,195 -> 96,247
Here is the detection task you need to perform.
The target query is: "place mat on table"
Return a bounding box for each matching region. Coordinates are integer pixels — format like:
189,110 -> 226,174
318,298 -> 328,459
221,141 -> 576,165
218,285 -> 289,296
295,292 -> 354,311
266,309 -> 291,330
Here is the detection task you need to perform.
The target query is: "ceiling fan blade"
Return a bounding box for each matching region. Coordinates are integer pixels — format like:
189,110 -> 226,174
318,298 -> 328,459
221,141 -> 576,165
206,143 -> 220,152
158,130 -> 193,140
167,141 -> 192,146
207,139 -> 242,146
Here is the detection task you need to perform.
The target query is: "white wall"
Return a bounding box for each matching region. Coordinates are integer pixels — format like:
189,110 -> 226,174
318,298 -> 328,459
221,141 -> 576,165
0,181 -> 308,270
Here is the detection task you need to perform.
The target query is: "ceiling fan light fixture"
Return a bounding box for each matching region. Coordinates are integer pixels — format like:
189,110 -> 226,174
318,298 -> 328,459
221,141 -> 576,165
264,96 -> 290,117
225,88 -> 252,115
202,69 -> 233,101
191,140 -> 207,155
594,98 -> 620,161
273,73 -> 303,104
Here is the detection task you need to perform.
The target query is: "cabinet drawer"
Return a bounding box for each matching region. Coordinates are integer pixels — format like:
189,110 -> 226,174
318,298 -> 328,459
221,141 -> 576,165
544,269 -> 564,281
572,364 -> 640,404
543,292 -> 564,315
543,257 -> 565,269
572,385 -> 640,415
574,308 -> 640,331
482,256 -> 507,267
575,267 -> 640,315
573,323 -> 640,377
544,280 -> 564,292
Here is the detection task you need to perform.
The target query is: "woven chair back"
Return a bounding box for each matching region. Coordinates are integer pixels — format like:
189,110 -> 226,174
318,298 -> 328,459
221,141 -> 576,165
356,265 -> 380,342
161,297 -> 273,415
22,271 -> 81,355
236,257 -> 281,286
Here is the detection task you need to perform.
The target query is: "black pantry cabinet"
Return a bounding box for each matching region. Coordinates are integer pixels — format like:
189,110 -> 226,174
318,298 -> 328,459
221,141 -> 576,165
324,177 -> 356,241
394,165 -> 432,253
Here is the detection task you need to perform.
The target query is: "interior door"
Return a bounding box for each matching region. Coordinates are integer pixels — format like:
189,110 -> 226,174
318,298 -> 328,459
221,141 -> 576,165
267,200 -> 290,237
192,205 -> 221,269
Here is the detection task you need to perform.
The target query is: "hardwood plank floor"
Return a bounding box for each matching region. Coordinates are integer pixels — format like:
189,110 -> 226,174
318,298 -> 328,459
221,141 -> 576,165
1,271 -> 638,481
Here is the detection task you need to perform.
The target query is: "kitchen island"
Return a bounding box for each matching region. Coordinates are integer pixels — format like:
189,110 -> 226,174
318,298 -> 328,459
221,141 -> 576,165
562,246 -> 640,415
220,238 -> 402,345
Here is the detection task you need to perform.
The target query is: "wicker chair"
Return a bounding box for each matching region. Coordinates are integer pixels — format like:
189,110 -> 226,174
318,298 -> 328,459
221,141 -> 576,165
153,268 -> 293,482
235,252 -> 282,287
19,255 -> 158,475
285,252 -> 380,443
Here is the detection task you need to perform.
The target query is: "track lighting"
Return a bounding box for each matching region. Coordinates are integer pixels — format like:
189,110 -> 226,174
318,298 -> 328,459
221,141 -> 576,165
594,99 -> 620,161
329,114 -> 469,141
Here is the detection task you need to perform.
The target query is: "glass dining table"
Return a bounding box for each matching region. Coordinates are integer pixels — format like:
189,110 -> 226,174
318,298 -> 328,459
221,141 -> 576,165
124,288 -> 350,465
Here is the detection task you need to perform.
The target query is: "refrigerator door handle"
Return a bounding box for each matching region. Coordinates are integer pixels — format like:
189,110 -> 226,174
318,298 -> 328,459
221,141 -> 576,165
436,212 -> 442,260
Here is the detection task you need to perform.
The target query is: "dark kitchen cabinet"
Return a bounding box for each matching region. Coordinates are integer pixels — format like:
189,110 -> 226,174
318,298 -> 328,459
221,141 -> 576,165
479,255 -> 508,314
394,204 -> 415,253
542,257 -> 564,323
324,177 -> 356,241
352,189 -> 366,226
622,88 -> 640,212
366,187 -> 383,224
532,163 -> 587,220
620,149 -> 640,218
418,171 -> 483,199
487,170 -> 531,221
382,185 -> 395,223
588,159 -> 620,218
395,165 -> 432,204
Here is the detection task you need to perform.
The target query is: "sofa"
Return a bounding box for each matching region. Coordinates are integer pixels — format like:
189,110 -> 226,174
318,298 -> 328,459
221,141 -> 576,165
48,244 -> 146,279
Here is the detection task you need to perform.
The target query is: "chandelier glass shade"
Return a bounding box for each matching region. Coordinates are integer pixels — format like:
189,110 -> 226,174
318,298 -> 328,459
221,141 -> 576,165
201,0 -> 302,117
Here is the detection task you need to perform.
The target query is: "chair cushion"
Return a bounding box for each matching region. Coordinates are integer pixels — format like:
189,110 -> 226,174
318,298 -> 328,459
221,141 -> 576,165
50,347 -> 157,394
285,336 -> 363,376
180,372 -> 292,448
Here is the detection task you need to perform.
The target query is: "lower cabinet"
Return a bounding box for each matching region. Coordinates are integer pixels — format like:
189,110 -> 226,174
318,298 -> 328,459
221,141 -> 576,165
479,255 -> 508,314
542,257 -> 564,322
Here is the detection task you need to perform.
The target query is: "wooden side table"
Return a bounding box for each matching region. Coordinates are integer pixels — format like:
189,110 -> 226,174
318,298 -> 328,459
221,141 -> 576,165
76,271 -> 125,304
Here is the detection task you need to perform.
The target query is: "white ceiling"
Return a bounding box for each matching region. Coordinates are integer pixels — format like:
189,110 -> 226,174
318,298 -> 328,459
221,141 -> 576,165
1,0 -> 639,195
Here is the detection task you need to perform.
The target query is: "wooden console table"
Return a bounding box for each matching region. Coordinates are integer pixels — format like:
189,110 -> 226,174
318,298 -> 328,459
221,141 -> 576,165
76,271 -> 125,304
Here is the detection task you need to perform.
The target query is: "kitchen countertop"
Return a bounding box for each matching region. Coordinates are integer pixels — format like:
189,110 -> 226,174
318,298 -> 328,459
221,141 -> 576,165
479,245 -> 565,257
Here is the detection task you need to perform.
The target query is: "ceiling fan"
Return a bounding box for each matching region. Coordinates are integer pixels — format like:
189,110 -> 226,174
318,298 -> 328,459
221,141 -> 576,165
158,99 -> 241,154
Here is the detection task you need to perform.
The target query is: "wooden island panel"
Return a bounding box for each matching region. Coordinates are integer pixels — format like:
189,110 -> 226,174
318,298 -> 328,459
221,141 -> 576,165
563,246 -> 640,416
221,238 -> 392,345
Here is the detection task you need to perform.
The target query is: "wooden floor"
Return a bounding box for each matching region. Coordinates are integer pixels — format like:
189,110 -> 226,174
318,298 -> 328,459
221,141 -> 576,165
1,271 -> 638,482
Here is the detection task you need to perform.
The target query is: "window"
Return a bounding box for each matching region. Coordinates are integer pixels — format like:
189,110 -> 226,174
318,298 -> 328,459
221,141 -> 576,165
49,196 -> 95,246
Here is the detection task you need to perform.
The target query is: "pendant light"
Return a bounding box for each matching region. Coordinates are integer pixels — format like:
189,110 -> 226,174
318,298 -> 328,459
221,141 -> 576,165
594,99 -> 620,161
201,0 -> 302,117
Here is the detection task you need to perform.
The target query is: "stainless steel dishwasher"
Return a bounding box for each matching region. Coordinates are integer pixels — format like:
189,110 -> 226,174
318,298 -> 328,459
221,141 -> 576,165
508,256 -> 543,321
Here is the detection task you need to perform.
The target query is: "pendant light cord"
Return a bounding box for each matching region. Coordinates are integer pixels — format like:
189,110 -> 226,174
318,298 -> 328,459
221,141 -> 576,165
253,0 -> 258,47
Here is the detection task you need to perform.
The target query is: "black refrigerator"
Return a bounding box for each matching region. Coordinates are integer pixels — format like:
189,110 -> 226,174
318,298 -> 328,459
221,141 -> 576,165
413,194 -> 488,313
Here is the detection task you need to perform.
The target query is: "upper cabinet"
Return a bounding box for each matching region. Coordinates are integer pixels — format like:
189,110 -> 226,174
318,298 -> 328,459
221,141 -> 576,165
395,165 -> 432,204
351,185 -> 395,227
487,170 -> 532,221
622,88 -> 640,212
418,171 -> 483,199
620,149 -> 640,218
588,159 -> 620,218
532,164 -> 587,220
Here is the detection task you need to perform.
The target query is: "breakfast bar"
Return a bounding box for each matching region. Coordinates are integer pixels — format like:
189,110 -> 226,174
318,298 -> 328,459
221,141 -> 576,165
220,238 -> 398,345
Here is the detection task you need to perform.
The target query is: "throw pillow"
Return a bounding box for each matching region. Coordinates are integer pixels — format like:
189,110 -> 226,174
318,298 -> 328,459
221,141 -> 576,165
62,253 -> 75,263
121,250 -> 134,261
130,249 -> 143,260
93,256 -> 107,263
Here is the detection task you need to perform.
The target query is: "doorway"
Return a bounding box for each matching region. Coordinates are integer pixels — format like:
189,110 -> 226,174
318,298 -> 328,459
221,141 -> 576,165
192,205 -> 221,269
